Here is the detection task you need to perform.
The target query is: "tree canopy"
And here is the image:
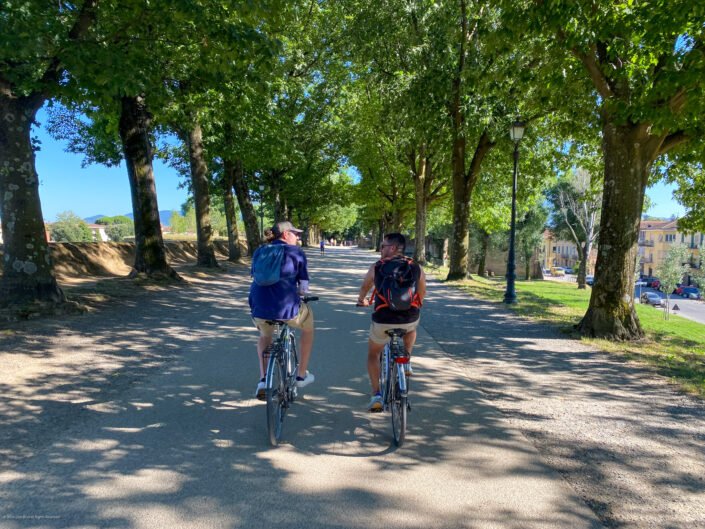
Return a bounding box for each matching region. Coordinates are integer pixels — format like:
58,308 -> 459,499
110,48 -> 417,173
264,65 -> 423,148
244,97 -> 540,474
2,0 -> 703,339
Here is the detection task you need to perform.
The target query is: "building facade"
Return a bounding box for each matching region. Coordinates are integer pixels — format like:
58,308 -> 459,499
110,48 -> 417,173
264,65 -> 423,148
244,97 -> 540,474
638,219 -> 703,279
540,230 -> 597,273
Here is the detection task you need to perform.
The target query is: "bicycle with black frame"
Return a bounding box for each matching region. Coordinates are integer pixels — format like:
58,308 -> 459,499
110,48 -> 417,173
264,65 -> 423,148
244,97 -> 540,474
264,295 -> 318,446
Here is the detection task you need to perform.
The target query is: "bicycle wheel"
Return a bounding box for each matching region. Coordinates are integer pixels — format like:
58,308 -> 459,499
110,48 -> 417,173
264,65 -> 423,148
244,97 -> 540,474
390,363 -> 407,447
266,348 -> 287,446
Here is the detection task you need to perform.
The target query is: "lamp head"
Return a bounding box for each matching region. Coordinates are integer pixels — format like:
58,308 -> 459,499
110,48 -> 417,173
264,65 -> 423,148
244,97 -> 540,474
510,120 -> 525,142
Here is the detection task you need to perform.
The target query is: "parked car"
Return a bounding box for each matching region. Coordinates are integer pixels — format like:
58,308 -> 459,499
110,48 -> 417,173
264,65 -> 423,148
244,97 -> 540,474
586,275 -> 594,286
564,267 -> 574,274
680,286 -> 701,299
640,292 -> 665,306
550,266 -> 565,277
641,277 -> 661,289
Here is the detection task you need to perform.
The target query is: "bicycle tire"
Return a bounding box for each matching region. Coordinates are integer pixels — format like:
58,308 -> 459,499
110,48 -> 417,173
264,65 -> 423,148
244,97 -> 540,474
390,363 -> 407,447
286,335 -> 299,401
266,348 -> 287,446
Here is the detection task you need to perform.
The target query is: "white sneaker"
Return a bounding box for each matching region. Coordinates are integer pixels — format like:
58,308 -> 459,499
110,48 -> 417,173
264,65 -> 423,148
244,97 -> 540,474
296,371 -> 315,388
368,393 -> 383,412
255,379 -> 266,400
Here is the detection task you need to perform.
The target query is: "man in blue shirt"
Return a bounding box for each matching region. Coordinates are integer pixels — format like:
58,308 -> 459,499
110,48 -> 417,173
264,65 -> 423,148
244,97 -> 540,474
249,221 -> 315,399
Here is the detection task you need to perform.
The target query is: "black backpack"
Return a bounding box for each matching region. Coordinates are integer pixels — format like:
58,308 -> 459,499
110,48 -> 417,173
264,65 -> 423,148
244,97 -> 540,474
374,256 -> 419,311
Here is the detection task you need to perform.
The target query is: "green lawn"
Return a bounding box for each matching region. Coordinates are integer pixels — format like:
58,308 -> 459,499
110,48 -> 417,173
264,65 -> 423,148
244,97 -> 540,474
427,265 -> 705,396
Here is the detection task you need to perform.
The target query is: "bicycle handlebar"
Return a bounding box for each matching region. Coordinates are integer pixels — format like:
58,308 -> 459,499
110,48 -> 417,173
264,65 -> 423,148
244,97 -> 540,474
302,295 -> 319,303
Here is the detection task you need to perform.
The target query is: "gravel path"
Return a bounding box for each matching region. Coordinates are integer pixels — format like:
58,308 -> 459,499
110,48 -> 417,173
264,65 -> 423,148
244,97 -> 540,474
420,277 -> 705,528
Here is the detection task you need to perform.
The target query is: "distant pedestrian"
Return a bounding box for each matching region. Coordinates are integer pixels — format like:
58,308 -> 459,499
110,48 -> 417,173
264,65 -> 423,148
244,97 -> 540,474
320,239 -> 325,254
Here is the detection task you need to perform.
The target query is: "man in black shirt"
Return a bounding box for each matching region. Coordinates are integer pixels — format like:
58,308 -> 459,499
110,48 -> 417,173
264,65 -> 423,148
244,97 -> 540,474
356,233 -> 426,411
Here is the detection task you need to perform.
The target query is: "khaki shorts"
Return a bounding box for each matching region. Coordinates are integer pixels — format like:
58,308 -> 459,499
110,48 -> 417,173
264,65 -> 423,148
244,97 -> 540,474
368,319 -> 419,345
253,304 -> 314,338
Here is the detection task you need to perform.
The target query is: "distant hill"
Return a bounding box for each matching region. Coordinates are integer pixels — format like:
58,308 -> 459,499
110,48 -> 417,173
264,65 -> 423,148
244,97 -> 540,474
84,214 -> 107,224
85,210 -> 174,226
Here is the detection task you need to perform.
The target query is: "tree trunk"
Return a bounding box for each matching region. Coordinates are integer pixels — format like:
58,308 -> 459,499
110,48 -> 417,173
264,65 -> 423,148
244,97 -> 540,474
272,174 -> 286,222
448,134 -> 470,279
298,216 -> 310,247
376,218 -> 385,251
0,95 -> 65,307
448,132 -> 494,280
118,95 -> 179,280
222,161 -> 242,262
577,121 -> 648,339
447,1 -> 470,280
477,229 -> 489,276
229,159 -> 261,254
576,243 -> 588,289
282,197 -> 290,222
411,149 -> 430,265
186,121 -> 218,267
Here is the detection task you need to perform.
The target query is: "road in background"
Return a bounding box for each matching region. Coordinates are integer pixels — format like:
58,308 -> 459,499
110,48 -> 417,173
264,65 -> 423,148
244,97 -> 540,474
547,275 -> 705,325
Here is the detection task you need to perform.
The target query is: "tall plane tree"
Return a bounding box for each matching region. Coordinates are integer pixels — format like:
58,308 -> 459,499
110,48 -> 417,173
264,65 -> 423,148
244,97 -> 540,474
0,0 -> 97,307
508,1 -> 705,339
549,168 -> 601,289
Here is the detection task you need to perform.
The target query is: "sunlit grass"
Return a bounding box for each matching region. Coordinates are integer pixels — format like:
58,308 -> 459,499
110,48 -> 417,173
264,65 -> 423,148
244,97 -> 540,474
426,263 -> 705,396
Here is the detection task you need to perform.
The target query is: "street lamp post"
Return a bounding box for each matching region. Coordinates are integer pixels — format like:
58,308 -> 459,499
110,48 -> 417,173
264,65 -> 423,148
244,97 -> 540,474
503,120 -> 525,305
259,184 -> 265,239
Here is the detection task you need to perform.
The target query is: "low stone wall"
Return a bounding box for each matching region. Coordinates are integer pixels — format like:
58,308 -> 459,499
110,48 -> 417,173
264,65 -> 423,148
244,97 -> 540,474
0,240 -> 246,279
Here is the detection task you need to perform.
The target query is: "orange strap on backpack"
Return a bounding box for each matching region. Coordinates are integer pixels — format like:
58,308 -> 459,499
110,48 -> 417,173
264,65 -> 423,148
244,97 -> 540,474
370,256 -> 421,311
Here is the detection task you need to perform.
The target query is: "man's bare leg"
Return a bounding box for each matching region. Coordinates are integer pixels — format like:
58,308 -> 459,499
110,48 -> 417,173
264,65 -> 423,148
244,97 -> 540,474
298,328 -> 314,377
257,335 -> 272,379
367,339 -> 386,394
402,329 -> 417,356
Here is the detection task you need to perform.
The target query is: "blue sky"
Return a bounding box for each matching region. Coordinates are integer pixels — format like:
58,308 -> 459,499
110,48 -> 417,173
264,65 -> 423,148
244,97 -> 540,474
35,108 -> 190,221
33,108 -> 686,222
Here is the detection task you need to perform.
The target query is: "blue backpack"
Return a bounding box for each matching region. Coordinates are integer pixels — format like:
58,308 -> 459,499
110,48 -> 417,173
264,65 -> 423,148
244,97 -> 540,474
252,244 -> 286,286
